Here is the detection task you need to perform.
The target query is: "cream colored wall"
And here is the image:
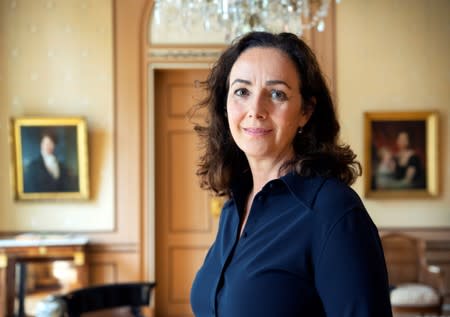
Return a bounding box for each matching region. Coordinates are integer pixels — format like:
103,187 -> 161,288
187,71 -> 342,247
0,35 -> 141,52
337,0 -> 450,228
0,0 -> 115,231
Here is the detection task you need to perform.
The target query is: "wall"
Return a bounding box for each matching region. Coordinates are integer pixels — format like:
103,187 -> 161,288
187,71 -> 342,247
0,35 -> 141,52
336,0 -> 450,230
0,0 -> 114,231
0,0 -> 148,291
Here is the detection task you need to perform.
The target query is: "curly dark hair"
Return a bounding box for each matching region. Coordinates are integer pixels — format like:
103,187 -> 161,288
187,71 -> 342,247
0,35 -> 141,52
192,31 -> 361,195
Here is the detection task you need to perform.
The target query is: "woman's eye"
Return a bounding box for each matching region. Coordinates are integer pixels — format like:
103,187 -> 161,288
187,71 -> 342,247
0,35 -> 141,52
270,90 -> 288,101
234,88 -> 249,97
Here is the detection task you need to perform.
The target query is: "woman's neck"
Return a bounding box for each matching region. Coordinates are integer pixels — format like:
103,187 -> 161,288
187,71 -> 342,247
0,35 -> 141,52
247,152 -> 293,193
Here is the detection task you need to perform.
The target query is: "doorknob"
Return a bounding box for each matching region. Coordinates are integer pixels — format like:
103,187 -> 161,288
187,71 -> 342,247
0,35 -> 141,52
210,197 -> 226,218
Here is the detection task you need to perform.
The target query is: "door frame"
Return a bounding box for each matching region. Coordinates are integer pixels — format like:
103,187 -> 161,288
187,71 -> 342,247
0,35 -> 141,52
140,1 -> 225,291
145,62 -> 214,285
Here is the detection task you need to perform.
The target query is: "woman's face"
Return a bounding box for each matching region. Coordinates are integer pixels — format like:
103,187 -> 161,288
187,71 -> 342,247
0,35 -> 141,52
396,132 -> 410,150
226,47 -> 310,163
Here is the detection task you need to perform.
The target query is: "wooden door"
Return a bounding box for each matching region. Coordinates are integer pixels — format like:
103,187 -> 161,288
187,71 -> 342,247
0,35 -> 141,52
155,69 -> 220,317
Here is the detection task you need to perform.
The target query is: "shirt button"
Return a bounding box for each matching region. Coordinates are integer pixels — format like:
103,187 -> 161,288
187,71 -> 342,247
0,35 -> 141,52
243,232 -> 248,238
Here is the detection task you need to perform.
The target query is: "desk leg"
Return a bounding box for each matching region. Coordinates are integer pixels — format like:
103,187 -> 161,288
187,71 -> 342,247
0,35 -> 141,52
6,259 -> 16,317
17,263 -> 26,317
0,266 -> 6,317
75,264 -> 88,288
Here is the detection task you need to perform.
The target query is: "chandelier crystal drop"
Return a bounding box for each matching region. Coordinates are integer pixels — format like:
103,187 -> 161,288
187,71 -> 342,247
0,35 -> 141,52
152,0 -> 340,42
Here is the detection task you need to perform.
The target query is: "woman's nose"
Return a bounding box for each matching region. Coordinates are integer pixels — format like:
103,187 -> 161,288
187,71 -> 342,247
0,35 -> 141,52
247,93 -> 267,119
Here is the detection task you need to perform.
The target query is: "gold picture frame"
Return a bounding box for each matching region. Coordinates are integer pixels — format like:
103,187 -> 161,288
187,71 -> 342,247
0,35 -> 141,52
364,111 -> 438,198
12,117 -> 90,200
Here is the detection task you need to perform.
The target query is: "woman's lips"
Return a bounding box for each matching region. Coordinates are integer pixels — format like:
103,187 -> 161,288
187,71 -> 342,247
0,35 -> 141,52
243,127 -> 272,136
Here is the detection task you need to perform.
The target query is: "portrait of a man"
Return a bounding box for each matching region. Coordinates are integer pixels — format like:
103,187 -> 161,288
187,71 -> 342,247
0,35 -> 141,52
22,127 -> 79,193
13,117 -> 89,200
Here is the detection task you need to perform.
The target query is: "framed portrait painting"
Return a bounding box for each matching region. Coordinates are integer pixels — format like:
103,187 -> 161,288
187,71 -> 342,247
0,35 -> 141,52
364,111 -> 438,198
12,117 -> 90,200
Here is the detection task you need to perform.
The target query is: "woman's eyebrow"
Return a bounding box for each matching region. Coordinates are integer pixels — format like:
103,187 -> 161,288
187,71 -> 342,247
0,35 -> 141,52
230,78 -> 292,90
266,80 -> 292,89
230,78 -> 251,86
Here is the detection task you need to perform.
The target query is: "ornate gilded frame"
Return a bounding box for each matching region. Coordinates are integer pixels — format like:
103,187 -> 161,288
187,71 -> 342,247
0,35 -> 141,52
12,117 -> 89,200
364,111 -> 438,198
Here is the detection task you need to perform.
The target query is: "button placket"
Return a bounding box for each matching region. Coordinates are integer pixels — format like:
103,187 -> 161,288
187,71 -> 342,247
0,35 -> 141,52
243,192 -> 264,237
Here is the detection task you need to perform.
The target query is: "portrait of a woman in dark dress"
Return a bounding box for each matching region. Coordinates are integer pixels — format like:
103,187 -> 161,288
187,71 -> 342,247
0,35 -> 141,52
372,125 -> 426,191
392,131 -> 426,189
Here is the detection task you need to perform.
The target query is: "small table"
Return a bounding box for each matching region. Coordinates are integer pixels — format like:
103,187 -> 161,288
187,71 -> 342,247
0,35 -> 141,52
0,235 -> 89,317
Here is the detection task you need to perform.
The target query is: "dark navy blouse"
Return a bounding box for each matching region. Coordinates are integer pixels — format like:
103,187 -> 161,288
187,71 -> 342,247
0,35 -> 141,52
190,173 -> 392,317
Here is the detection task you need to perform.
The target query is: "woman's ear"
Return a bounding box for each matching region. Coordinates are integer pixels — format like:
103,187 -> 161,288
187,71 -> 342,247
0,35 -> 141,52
303,97 -> 316,114
299,97 -> 316,126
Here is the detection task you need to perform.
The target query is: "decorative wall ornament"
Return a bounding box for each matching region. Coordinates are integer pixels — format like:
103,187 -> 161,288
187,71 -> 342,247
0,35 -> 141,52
148,47 -> 223,62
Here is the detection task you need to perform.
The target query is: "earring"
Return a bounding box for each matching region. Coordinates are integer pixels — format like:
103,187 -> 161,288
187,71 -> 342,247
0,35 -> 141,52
297,127 -> 303,134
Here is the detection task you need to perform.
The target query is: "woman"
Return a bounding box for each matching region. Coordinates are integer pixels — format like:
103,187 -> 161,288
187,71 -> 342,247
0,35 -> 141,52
190,32 -> 392,316
393,131 -> 425,189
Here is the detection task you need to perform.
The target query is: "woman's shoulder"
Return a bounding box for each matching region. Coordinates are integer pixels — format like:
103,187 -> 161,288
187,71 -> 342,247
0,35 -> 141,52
283,174 -> 363,215
292,174 -> 363,212
314,177 -> 364,211
284,175 -> 370,243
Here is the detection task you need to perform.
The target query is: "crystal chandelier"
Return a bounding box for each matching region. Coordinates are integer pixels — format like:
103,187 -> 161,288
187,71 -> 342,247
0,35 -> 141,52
152,0 -> 340,42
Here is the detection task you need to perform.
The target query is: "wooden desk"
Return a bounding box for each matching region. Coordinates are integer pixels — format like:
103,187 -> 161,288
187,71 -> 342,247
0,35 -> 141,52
0,236 -> 88,317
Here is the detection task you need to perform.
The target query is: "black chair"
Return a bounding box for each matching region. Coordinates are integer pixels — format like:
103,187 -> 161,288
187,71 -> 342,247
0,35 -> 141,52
60,282 -> 156,317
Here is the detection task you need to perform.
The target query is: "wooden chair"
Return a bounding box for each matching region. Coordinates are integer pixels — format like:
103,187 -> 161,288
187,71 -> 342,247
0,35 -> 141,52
60,282 -> 156,317
381,233 -> 445,316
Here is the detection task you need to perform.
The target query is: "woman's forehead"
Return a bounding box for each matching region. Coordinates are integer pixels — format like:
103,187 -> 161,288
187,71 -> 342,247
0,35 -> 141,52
229,47 -> 299,84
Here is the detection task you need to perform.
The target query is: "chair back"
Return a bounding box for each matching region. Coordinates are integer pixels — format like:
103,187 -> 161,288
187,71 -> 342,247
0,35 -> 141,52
62,282 -> 156,317
381,233 -> 444,315
381,233 -> 424,286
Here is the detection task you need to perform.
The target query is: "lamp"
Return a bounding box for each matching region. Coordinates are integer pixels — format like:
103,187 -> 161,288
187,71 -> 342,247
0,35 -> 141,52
152,0 -> 340,42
